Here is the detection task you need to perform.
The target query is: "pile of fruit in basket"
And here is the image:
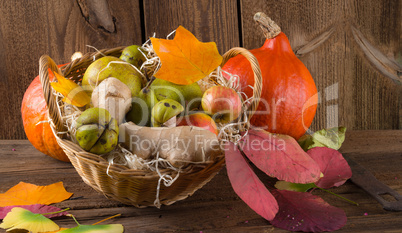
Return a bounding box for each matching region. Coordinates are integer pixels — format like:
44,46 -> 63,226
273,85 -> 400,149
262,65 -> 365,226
21,13 -> 354,232
46,26 -> 244,169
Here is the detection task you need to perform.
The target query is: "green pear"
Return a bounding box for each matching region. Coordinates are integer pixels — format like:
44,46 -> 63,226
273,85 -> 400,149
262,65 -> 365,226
126,87 -> 158,126
150,78 -> 203,111
82,56 -> 143,96
75,107 -> 119,154
151,99 -> 184,127
119,45 -> 147,69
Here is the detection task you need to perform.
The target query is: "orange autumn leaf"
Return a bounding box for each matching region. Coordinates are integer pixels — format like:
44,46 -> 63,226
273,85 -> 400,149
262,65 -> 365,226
0,182 -> 73,207
51,73 -> 90,107
150,26 -> 223,85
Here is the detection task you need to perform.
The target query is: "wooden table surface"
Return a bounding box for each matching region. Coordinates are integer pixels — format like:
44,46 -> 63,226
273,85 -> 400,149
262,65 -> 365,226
1,130 -> 401,232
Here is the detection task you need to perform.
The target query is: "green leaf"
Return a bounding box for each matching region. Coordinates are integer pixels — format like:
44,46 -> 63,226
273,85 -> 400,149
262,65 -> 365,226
298,127 -> 346,151
59,224 -> 124,233
274,181 -> 316,192
0,207 -> 59,233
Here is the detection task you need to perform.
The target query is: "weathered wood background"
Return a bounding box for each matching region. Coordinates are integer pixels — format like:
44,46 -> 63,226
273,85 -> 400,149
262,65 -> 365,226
0,0 -> 400,139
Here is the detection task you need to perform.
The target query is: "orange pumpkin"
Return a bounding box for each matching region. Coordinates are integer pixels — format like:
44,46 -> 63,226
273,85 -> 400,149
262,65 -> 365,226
222,13 -> 318,139
21,68 -> 69,162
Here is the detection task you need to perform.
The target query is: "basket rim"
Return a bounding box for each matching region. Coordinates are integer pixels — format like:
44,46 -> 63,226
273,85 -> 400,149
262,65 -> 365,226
38,45 -> 262,207
39,45 -> 262,170
58,136 -> 225,177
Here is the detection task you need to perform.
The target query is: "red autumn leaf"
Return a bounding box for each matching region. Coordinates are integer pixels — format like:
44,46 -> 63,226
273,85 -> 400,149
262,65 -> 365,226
224,142 -> 278,221
0,204 -> 68,219
240,129 -> 321,184
307,147 -> 352,189
270,190 -> 347,232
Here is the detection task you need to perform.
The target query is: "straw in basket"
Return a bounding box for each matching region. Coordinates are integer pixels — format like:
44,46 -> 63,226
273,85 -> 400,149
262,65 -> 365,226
38,46 -> 262,208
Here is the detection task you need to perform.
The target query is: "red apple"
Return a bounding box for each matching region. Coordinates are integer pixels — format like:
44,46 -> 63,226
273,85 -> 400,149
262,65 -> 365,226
201,86 -> 242,123
177,112 -> 219,135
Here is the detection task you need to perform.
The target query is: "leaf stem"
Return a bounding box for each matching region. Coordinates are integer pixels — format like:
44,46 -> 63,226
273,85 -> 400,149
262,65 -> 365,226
42,208 -> 70,216
144,76 -> 156,89
69,214 -> 81,226
316,186 -> 359,206
92,214 -> 122,225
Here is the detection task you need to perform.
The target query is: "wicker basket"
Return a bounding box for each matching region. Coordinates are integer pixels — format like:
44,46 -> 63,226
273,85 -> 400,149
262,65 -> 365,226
39,47 -> 262,208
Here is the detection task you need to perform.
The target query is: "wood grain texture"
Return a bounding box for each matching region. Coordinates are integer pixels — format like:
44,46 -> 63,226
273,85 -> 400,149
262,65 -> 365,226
0,131 -> 401,232
240,0 -> 401,132
143,0 -> 240,54
1,0 -> 401,139
0,0 -> 142,139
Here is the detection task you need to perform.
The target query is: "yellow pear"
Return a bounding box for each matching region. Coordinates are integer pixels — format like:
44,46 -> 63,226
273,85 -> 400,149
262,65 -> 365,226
82,56 -> 143,96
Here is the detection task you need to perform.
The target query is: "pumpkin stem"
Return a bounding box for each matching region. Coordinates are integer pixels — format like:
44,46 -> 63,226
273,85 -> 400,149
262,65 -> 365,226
254,12 -> 281,39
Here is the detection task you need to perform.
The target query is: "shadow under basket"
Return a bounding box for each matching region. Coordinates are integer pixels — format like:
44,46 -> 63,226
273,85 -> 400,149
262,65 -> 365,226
39,46 -> 262,208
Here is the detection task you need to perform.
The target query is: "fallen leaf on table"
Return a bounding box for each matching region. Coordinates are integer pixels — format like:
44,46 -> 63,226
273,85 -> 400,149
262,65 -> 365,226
47,228 -> 69,232
150,25 -> 223,85
58,224 -> 124,233
0,182 -> 73,207
51,72 -> 90,107
225,142 -> 278,221
298,127 -> 346,151
270,190 -> 347,232
240,129 -> 321,184
274,181 -> 316,192
274,147 -> 352,191
307,147 -> 352,189
0,207 -> 59,233
58,214 -> 124,233
0,204 -> 69,219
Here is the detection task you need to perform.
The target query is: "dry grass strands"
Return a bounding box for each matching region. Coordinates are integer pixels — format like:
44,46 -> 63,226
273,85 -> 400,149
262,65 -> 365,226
39,36 -> 262,207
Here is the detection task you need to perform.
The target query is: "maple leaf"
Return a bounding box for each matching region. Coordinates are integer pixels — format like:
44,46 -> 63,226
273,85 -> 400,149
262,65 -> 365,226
0,182 -> 73,207
150,26 -> 223,85
51,72 -> 91,107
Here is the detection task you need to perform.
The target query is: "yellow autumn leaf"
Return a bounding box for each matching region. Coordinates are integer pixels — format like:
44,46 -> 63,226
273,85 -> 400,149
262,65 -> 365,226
0,182 -> 73,207
51,73 -> 90,107
150,26 -> 223,85
0,207 -> 60,233
47,228 -> 69,233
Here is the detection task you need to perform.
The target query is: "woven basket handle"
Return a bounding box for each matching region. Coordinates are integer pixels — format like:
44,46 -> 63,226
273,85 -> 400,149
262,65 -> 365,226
39,55 -> 66,133
39,47 -> 262,134
220,47 -> 262,122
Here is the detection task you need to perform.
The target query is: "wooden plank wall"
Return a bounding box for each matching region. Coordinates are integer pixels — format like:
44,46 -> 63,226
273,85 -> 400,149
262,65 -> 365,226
0,0 -> 400,139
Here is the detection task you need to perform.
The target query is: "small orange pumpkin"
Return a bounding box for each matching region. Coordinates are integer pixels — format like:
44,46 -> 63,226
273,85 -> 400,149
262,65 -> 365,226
222,13 -> 318,139
21,67 -> 69,162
